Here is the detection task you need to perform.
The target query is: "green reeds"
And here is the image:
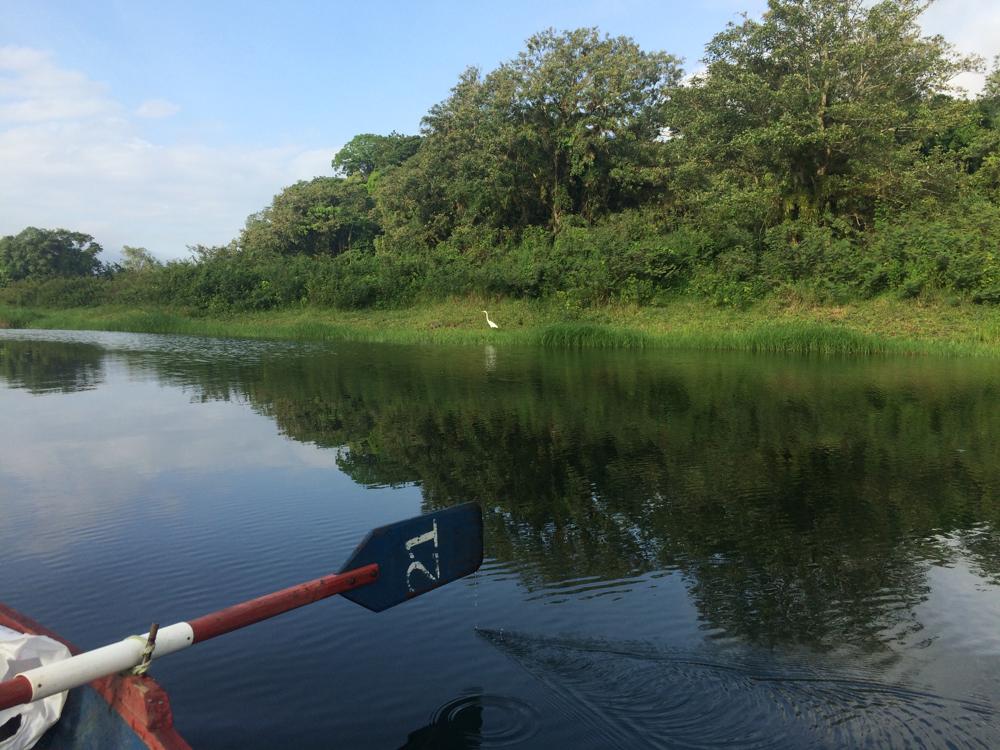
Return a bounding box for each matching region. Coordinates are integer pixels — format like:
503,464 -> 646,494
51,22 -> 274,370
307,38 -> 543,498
534,323 -> 651,349
0,306 -> 33,329
674,321 -> 887,355
1,301 -> 997,358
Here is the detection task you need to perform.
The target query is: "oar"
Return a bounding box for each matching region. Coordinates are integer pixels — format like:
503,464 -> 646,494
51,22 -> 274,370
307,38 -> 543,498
0,502 -> 483,712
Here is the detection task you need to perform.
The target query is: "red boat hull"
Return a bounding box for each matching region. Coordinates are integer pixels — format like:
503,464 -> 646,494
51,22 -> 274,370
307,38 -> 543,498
0,604 -> 191,750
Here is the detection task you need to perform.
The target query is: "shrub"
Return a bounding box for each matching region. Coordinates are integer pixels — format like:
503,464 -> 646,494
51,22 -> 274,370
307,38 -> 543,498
866,198 -> 1000,300
545,211 -> 698,305
0,276 -> 108,307
760,218 -> 861,301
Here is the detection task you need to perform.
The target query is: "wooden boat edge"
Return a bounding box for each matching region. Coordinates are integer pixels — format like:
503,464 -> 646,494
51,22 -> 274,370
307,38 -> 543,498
0,603 -> 192,750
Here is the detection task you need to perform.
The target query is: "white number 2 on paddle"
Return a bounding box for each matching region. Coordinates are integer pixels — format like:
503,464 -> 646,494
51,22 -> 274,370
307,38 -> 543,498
405,519 -> 440,591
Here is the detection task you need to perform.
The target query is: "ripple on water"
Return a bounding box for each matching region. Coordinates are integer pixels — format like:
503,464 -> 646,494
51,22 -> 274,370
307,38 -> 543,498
398,692 -> 540,749
477,629 -> 998,750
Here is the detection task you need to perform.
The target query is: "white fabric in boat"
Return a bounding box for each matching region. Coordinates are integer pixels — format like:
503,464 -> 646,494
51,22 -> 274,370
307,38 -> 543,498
0,625 -> 70,750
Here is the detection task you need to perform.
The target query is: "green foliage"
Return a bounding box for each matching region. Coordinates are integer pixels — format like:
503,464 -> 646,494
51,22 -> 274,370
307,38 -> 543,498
302,249 -> 443,310
375,28 -> 680,246
759,218 -> 860,301
119,245 -> 162,273
474,227 -> 550,298
240,177 -> 379,257
5,6 -> 1000,314
0,276 -> 109,307
535,323 -> 650,349
494,28 -> 681,226
182,252 -> 313,312
866,198 -> 1000,300
688,251 -> 769,308
305,251 -> 383,309
670,0 -> 978,228
332,132 -> 422,178
547,220 -> 665,305
0,227 -> 105,285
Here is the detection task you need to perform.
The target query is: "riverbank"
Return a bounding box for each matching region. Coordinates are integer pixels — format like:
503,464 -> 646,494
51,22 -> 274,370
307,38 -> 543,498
2,297 -> 999,356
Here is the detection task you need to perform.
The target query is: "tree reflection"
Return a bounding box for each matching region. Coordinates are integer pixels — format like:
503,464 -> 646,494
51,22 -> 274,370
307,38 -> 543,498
0,339 -> 104,394
111,343 -> 1000,649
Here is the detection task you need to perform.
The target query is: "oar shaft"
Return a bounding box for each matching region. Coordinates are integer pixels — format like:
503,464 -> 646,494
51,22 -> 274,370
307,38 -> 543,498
0,563 -> 379,711
190,563 -> 379,642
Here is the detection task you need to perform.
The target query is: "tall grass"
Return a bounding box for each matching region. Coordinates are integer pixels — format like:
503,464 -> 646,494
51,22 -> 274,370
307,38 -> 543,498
534,323 -> 651,349
681,321 -> 887,355
2,301 -> 998,358
0,306 -> 33,329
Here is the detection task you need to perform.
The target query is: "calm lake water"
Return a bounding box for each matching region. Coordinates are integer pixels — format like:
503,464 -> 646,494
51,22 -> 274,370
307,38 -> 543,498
1,329 -> 999,749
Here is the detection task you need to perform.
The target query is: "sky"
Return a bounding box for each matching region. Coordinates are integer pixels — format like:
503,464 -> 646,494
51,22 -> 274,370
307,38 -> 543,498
1,0 -> 998,262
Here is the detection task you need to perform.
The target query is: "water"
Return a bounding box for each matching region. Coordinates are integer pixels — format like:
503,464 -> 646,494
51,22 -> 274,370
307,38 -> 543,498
1,329 -> 998,748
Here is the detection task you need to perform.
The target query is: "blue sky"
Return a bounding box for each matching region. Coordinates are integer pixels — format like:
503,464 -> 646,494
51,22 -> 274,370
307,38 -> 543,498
1,0 -> 996,260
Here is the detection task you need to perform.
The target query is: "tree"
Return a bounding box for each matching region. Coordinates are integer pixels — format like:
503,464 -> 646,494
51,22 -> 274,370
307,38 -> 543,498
375,28 -> 681,246
120,245 -> 162,273
969,61 -> 1000,197
493,28 -> 681,226
982,59 -> 1000,117
239,177 -> 380,257
0,227 -> 104,285
332,132 -> 421,179
375,68 -> 510,248
669,0 -> 977,228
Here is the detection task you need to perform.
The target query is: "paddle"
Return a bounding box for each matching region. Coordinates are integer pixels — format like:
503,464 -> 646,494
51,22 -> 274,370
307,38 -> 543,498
0,502 -> 483,712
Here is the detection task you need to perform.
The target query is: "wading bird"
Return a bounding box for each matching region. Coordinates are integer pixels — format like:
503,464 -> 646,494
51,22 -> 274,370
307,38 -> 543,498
482,310 -> 499,329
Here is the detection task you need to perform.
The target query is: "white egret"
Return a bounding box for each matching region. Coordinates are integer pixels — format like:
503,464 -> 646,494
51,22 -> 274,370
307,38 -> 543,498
482,310 -> 499,329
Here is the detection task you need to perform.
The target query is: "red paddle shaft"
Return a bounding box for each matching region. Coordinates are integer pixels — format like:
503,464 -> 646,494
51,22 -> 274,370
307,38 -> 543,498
0,563 -> 379,712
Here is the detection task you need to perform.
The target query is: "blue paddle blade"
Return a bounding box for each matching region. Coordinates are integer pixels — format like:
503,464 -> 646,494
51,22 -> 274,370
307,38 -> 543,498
338,503 -> 484,612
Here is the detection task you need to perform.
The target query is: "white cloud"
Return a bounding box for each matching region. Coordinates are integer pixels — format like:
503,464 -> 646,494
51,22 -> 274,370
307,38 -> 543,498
920,0 -> 1000,95
0,47 -> 337,260
135,98 -> 180,119
0,46 -> 115,123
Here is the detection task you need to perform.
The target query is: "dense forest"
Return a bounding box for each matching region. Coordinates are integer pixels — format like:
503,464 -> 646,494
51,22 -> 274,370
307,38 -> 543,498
3,0 -> 999,312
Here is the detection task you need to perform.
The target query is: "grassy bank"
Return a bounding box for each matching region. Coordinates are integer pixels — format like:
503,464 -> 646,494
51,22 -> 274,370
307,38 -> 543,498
2,297 -> 999,357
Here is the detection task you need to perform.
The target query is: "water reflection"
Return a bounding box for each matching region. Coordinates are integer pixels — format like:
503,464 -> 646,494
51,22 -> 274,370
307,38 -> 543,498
0,339 -> 104,393
165,344 -> 1000,653
2,334 -> 999,661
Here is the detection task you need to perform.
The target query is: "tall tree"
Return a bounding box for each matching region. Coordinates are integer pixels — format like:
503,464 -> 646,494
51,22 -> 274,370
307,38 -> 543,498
332,132 -> 422,179
375,28 -> 681,246
969,62 -> 1000,196
0,227 -> 104,284
120,245 -> 162,273
239,177 -> 380,256
376,68 -> 513,247
669,0 -> 977,228
493,28 -> 681,226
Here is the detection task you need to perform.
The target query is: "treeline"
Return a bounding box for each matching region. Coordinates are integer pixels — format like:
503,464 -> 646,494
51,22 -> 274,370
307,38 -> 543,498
3,0 -> 1000,312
